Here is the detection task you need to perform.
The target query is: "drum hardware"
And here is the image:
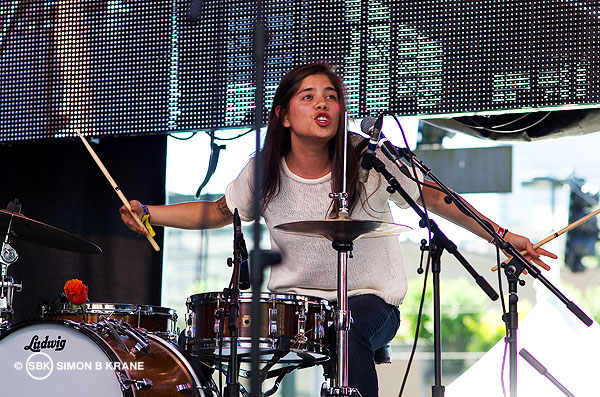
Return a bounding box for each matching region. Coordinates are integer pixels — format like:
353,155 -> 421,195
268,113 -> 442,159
275,214 -> 410,397
91,318 -> 153,355
103,317 -> 131,352
213,334 -> 329,397
41,301 -> 178,338
295,301 -> 308,344
267,307 -> 277,337
221,208 -> 247,397
1,212 -> 21,326
0,319 -> 217,396
116,371 -> 153,392
115,319 -> 152,354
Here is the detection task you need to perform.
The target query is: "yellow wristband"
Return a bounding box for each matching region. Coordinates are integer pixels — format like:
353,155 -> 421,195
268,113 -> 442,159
141,214 -> 156,237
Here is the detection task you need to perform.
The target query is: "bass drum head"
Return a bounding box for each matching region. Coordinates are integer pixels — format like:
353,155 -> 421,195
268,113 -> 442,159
0,320 -> 126,396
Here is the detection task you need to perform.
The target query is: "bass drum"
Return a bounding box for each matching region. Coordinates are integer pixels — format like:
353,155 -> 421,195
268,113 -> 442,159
0,320 -> 218,396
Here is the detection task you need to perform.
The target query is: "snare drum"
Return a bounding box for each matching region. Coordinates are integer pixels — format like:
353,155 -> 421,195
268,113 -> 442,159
41,302 -> 177,338
184,292 -> 332,363
0,319 -> 217,396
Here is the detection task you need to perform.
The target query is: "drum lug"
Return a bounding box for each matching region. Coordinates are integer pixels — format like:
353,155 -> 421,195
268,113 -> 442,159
185,310 -> 196,339
314,313 -> 325,340
119,321 -> 151,354
213,309 -> 222,334
117,371 -> 153,391
268,308 -> 278,337
296,301 -> 308,343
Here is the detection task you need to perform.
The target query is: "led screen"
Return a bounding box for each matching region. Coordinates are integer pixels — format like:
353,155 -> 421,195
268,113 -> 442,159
1,0 -> 599,141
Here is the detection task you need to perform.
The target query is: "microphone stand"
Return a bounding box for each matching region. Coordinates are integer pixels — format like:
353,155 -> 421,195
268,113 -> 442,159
380,147 -> 594,397
365,154 -> 499,397
224,210 -> 244,397
498,248 -> 592,397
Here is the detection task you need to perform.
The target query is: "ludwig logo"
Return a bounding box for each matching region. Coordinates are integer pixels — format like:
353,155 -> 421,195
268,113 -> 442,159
23,335 -> 66,352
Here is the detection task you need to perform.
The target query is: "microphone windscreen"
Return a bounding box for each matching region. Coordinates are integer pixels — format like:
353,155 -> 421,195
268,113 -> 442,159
360,117 -> 378,134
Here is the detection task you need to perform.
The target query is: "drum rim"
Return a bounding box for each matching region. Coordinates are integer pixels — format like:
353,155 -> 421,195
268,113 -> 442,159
187,291 -> 331,307
41,302 -> 177,316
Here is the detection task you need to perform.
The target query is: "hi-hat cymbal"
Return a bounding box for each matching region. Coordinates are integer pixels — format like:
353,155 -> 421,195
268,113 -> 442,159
0,210 -> 101,254
274,217 -> 411,242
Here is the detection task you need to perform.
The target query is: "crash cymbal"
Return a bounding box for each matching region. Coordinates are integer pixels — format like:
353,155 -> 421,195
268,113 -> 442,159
274,217 -> 411,242
0,210 -> 101,254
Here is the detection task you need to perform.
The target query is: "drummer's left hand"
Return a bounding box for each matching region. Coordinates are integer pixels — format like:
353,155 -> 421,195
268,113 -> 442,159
504,231 -> 557,271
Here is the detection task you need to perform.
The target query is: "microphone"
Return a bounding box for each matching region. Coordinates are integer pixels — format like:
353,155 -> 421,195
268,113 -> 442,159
359,116 -> 378,135
233,209 -> 250,290
359,114 -> 384,183
377,135 -> 414,180
361,116 -> 415,163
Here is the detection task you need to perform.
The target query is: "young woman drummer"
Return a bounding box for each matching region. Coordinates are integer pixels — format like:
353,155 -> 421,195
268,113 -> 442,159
120,62 -> 555,396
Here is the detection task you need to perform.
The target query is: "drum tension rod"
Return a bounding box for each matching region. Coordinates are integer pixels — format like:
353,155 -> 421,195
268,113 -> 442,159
117,372 -> 153,391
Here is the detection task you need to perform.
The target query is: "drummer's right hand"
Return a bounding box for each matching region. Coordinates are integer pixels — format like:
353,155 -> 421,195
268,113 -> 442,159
119,200 -> 148,235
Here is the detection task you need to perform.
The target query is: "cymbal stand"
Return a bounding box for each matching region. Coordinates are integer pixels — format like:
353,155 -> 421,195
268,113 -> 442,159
321,190 -> 360,397
321,112 -> 360,396
0,214 -> 21,328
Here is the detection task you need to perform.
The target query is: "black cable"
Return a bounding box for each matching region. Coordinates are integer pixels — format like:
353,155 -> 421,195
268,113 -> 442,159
387,111 -> 436,397
167,127 -> 254,142
399,252 -> 431,396
203,127 -> 255,141
168,131 -> 197,140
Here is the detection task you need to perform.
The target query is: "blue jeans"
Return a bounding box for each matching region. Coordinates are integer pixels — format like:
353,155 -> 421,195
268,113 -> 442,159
326,294 -> 400,397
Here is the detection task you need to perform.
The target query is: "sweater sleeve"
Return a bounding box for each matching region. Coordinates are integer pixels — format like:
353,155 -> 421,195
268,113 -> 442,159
225,157 -> 257,222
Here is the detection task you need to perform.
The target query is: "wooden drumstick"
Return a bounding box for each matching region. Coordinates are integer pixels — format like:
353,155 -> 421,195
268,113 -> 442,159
76,132 -> 160,252
491,207 -> 600,271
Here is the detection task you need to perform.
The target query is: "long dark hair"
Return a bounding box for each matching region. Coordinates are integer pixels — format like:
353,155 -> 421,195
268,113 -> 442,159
260,62 -> 366,218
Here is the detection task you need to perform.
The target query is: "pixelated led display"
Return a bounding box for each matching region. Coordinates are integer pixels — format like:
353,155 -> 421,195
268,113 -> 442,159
1,0 -> 600,141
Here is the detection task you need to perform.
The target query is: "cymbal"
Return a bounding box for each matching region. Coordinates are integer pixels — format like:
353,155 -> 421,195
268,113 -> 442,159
0,210 -> 101,254
274,217 -> 411,242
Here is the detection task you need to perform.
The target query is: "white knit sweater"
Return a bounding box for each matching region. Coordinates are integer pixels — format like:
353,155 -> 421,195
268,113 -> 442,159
225,148 -> 422,306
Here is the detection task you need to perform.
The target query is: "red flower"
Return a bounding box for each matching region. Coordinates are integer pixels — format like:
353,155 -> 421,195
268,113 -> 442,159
63,279 -> 88,305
